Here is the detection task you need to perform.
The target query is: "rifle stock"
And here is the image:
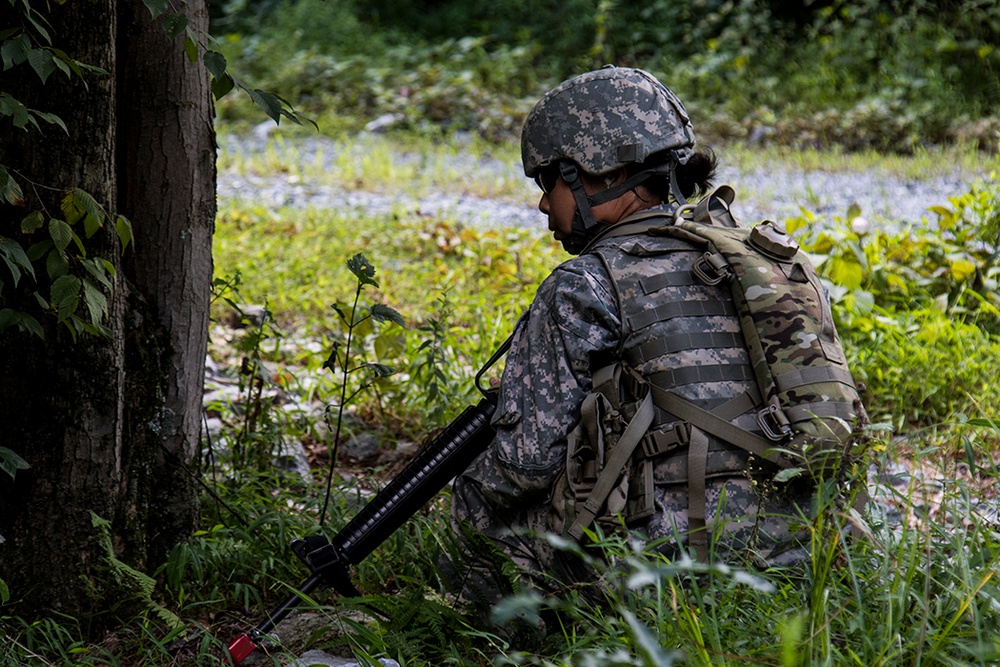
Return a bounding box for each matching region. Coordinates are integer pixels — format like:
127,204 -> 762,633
227,337 -> 510,664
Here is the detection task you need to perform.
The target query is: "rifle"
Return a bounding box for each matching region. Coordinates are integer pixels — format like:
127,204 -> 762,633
227,337 -> 510,664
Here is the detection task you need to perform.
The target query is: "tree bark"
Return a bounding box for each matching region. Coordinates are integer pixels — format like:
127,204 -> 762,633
117,0 -> 216,564
0,0 -> 214,623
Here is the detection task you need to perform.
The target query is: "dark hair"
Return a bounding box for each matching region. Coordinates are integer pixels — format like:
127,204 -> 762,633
627,148 -> 718,203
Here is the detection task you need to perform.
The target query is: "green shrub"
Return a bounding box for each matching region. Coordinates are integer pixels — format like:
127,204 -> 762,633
783,172 -> 1000,433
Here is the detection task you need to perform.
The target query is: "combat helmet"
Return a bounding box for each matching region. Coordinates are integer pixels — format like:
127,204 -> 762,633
521,66 -> 697,253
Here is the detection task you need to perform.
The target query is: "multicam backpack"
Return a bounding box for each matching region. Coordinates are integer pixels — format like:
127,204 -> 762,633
557,186 -> 867,554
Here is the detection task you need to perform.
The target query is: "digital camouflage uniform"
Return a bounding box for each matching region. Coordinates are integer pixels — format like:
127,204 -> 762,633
451,67 -> 812,596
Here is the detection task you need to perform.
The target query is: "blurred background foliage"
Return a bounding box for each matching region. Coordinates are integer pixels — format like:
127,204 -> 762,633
210,0 -> 1000,151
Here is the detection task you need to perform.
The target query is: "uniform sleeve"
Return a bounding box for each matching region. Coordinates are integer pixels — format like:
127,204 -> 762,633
482,255 -> 622,506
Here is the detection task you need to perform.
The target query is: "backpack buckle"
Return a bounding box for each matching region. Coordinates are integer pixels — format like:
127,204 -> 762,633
757,402 -> 792,441
692,252 -> 730,285
639,421 -> 690,459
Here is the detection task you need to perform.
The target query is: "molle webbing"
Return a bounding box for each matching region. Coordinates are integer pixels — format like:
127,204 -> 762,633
785,401 -> 857,423
627,299 -> 737,331
648,363 -> 755,389
640,271 -> 703,293
626,331 -> 745,365
775,366 -> 856,393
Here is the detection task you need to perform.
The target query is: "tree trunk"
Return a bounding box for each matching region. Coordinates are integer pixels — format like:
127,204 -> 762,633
0,0 -> 214,623
0,0 -> 124,620
116,0 -> 216,564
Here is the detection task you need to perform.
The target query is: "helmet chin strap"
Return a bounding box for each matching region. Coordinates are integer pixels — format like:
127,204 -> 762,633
558,159 -> 689,255
559,161 -> 602,255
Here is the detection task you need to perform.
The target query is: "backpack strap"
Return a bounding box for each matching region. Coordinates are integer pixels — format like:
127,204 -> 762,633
644,380 -> 792,468
687,426 -> 710,560
689,185 -> 738,228
568,385 -> 655,540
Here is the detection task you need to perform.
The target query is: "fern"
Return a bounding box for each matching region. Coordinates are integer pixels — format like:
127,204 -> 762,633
89,512 -> 183,629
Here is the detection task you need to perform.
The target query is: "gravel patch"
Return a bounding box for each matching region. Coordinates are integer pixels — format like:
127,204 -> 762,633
218,133 -> 983,232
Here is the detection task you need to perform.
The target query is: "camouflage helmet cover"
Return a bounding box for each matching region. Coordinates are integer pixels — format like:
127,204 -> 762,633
521,66 -> 696,178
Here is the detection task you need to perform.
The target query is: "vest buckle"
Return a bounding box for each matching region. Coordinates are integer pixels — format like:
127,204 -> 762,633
757,400 -> 792,441
692,252 -> 730,285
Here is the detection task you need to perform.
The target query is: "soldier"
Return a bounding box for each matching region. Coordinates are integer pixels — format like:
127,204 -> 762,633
451,66 -> 815,599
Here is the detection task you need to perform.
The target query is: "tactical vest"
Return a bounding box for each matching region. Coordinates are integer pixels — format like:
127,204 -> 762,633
554,193 -> 865,559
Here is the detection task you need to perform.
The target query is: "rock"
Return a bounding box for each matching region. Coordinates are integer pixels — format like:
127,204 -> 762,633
341,431 -> 382,464
275,437 -> 314,482
290,650 -> 399,667
364,113 -> 404,133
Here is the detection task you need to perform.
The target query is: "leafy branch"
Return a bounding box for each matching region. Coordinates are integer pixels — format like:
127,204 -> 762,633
1,173 -> 133,339
1,1 -> 133,340
318,253 -> 405,526
140,0 -> 317,128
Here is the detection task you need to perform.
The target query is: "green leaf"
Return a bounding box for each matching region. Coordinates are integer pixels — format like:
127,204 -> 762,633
491,593 -> 545,626
346,253 -> 378,287
846,202 -> 862,221
142,0 -> 169,18
45,249 -> 68,281
183,31 -> 198,64
774,467 -> 805,483
0,92 -> 17,116
968,418 -> 1000,431
115,215 -> 133,253
21,209 -> 44,233
0,237 -> 35,285
361,362 -> 396,378
23,7 -> 52,44
203,50 -> 227,79
0,446 -> 31,480
0,166 -> 24,205
50,274 -> 81,320
0,255 -> 19,286
26,240 -> 52,261
211,72 -> 235,100
81,278 -> 108,325
35,111 -> 68,134
246,88 -> 284,125
49,218 -> 73,252
10,103 -> 31,130
330,303 -> 348,324
79,192 -> 105,225
84,213 -> 101,239
27,48 -> 56,84
1,33 -> 30,70
0,309 -> 43,339
80,257 -> 112,290
826,255 -> 864,290
62,188 -> 105,228
60,191 -> 83,224
51,55 -> 70,77
0,577 -> 10,605
161,12 -> 188,39
374,330 -> 406,359
322,341 -> 341,372
370,303 -> 405,327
